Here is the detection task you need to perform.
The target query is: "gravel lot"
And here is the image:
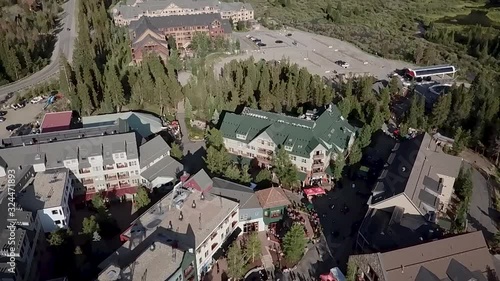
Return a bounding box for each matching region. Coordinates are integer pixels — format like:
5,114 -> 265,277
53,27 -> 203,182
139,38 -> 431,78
218,28 -> 413,80
0,103 -> 45,139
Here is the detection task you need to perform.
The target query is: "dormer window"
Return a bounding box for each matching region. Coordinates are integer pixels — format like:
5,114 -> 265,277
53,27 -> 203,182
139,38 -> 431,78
284,146 -> 292,151
236,134 -> 246,140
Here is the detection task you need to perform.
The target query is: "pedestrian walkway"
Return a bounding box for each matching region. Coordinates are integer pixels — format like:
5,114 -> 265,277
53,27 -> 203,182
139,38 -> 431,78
258,231 -> 275,270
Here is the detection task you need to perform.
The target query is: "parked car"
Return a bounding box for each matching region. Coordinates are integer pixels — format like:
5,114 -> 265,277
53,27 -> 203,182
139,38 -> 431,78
0,111 -> 7,116
275,40 -> 283,43
30,96 -> 43,104
6,124 -> 21,132
286,33 -> 292,36
335,60 -> 349,68
10,104 -> 18,110
257,42 -> 267,47
0,117 -> 5,122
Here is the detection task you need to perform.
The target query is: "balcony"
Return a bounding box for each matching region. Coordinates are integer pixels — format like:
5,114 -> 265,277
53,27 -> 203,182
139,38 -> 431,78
119,180 -> 131,188
312,169 -> 324,177
79,168 -> 91,174
116,163 -> 128,169
257,148 -> 273,156
82,178 -> 94,185
103,165 -> 114,171
256,155 -> 272,163
313,154 -> 325,160
312,161 -> 324,168
107,183 -> 119,189
105,174 -> 118,181
118,173 -> 129,180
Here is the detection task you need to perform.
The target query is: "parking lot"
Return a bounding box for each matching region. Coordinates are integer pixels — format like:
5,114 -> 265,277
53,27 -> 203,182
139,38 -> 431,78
0,103 -> 45,139
220,28 -> 412,80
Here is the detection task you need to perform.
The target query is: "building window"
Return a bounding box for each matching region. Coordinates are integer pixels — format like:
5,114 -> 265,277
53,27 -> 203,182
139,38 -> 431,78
55,220 -> 61,225
129,161 -> 137,166
204,251 -> 208,257
300,167 -> 307,172
302,159 -> 307,163
290,156 -> 296,161
52,210 -> 58,215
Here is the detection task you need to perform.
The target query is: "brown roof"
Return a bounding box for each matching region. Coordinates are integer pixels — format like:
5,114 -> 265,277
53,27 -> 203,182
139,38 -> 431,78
255,187 -> 291,209
379,231 -> 495,281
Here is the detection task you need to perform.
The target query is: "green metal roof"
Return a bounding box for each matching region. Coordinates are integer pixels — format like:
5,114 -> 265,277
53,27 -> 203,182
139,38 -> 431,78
220,106 -> 356,157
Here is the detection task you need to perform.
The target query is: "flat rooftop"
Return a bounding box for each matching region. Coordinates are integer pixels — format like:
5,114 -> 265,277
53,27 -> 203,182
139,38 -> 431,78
41,111 -> 72,132
121,234 -> 188,281
18,169 -> 69,209
99,183 -> 238,270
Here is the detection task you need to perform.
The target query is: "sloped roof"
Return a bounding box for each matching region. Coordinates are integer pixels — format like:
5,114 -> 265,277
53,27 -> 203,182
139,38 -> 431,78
139,135 -> 171,168
184,169 -> 213,193
379,231 -> 495,281
371,133 -> 463,215
255,187 -> 290,209
129,13 -> 230,33
210,178 -> 261,210
220,105 -> 355,157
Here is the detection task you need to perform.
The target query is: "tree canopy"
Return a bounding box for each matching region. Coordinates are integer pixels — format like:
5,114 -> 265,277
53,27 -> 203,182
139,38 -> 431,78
282,223 -> 307,264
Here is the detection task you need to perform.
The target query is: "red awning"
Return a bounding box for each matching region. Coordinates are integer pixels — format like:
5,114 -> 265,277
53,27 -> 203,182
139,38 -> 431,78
303,187 -> 326,196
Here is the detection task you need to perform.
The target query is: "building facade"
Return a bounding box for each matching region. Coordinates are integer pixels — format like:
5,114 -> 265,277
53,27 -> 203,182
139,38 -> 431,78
112,0 -> 253,26
219,106 -> 356,184
128,14 -> 232,63
255,187 -> 291,226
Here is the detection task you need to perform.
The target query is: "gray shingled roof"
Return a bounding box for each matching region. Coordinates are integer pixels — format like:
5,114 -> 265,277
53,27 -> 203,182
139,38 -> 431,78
210,177 -> 261,210
371,133 -> 462,215
140,155 -> 183,183
0,132 -> 139,172
139,135 -> 171,168
129,13 -> 231,33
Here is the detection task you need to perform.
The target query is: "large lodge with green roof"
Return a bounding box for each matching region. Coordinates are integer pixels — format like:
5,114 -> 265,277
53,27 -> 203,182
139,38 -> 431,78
219,104 -> 356,185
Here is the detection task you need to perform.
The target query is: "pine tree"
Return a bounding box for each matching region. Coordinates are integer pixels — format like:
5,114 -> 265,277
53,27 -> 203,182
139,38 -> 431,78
170,143 -> 183,160
273,148 -> 299,189
135,186 -> 151,209
225,165 -> 241,181
331,156 -> 345,181
185,97 -> 193,120
348,141 -> 362,166
240,164 -> 252,184
227,242 -> 247,280
283,223 -> 306,264
244,232 -> 262,263
103,65 -> 125,113
430,93 -> 452,128
358,125 -> 372,148
77,81 -> 93,116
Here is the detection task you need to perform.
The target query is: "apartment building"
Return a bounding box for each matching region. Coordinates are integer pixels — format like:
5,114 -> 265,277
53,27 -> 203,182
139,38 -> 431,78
98,171 -> 239,280
0,180 -> 45,281
348,231 -> 497,281
17,169 -> 73,233
112,0 -> 253,26
128,13 -> 231,63
219,105 -> 356,184
368,133 -> 463,221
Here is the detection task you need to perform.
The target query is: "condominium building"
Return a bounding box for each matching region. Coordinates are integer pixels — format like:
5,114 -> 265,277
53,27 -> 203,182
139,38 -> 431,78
0,113 -> 182,204
112,0 -> 253,26
0,179 -> 45,281
368,133 -> 463,221
98,171 -> 239,280
128,13 -> 232,63
140,135 -> 183,188
17,169 -> 73,233
219,105 -> 356,184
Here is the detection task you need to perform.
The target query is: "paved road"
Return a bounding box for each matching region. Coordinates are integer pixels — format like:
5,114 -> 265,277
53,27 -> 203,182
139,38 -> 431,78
466,162 -> 498,240
176,100 -> 205,174
0,0 -> 78,96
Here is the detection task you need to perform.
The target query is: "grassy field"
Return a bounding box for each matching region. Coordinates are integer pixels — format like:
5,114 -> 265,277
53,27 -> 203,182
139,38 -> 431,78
248,0 -> 500,77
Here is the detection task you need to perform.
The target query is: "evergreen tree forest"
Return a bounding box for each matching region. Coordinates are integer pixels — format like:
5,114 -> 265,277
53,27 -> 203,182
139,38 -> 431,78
401,74 -> 500,161
59,0 -> 183,116
0,0 -> 62,85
